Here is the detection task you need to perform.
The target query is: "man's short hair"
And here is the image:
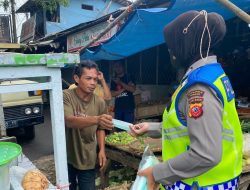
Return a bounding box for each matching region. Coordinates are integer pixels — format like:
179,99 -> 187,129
73,60 -> 99,85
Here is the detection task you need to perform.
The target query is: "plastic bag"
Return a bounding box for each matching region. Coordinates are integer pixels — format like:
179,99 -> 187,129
130,145 -> 159,190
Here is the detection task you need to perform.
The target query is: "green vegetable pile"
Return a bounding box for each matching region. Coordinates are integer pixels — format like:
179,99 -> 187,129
241,120 -> 250,133
105,132 -> 137,145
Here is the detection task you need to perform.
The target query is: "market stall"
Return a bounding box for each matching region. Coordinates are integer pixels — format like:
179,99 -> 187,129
101,132 -> 162,189
103,132 -> 250,190
135,101 -> 166,120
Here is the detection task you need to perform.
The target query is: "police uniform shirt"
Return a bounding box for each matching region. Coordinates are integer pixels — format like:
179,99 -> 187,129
151,56 -> 223,185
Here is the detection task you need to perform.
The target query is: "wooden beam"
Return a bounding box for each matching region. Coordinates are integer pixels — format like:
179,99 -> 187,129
0,43 -> 20,49
215,0 -> 250,24
78,0 -> 144,54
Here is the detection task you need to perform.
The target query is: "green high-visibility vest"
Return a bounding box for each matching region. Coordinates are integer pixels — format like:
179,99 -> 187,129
162,64 -> 242,187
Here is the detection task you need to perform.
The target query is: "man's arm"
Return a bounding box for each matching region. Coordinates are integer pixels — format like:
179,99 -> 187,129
98,71 -> 112,101
97,129 -> 105,153
65,114 -> 113,130
117,75 -> 136,93
65,115 -> 99,128
63,91 -> 113,130
100,79 -> 112,101
111,89 -> 124,97
63,91 -> 99,128
120,81 -> 136,93
97,129 -> 107,169
110,80 -> 124,97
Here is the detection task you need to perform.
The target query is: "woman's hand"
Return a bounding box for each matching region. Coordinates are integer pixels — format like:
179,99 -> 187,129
129,122 -> 149,137
138,167 -> 158,190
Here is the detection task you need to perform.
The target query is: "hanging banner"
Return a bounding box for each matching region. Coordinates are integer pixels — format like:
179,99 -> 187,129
67,21 -> 120,53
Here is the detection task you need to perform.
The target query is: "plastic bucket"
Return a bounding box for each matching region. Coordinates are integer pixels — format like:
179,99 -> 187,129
0,142 -> 22,190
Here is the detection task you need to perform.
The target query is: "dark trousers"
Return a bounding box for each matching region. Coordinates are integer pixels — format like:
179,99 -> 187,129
68,164 -> 96,190
115,109 -> 135,124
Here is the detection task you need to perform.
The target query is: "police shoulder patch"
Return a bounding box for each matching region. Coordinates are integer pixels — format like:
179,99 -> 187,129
188,103 -> 203,119
187,90 -> 204,119
187,90 -> 204,98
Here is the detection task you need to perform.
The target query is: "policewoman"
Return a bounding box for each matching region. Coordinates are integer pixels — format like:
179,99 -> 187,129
129,10 -> 242,190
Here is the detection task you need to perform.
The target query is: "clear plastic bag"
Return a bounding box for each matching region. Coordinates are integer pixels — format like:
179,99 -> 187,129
130,146 -> 159,190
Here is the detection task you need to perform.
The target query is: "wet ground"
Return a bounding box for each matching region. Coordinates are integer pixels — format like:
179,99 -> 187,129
18,104 -> 54,161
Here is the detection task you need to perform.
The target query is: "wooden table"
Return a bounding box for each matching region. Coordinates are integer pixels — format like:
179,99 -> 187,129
238,108 -> 250,119
99,144 -> 143,188
240,166 -> 250,190
100,143 -> 163,188
101,143 -> 250,189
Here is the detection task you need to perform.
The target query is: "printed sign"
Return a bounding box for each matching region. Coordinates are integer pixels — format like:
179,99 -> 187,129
67,21 -> 120,52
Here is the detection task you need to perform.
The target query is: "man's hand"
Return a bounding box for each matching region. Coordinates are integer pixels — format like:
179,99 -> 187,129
117,88 -> 125,94
98,114 -> 114,130
113,77 -> 122,85
129,122 -> 149,137
98,149 -> 107,170
98,71 -> 104,82
138,167 -> 158,190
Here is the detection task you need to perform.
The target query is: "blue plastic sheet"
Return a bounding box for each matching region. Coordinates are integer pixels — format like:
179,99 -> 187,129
81,0 -> 250,61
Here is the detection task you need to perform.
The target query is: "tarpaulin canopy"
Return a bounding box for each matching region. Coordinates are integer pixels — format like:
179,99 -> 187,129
81,0 -> 250,61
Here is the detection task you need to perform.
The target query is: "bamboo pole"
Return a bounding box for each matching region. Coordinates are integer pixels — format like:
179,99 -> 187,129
215,0 -> 250,24
78,0 -> 144,55
10,0 -> 17,43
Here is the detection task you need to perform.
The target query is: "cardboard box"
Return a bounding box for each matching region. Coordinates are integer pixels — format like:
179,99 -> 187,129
158,103 -> 166,113
134,94 -> 141,105
136,105 -> 159,119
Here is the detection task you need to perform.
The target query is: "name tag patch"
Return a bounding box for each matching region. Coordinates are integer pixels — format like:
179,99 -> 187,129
221,76 -> 234,102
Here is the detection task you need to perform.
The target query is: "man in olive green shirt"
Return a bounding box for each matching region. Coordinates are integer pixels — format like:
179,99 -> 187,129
63,60 -> 113,190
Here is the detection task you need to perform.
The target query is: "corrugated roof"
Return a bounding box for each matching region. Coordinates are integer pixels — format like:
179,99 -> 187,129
16,0 -> 131,13
16,0 -> 39,13
33,10 -> 123,43
81,0 -> 250,61
113,0 -> 131,6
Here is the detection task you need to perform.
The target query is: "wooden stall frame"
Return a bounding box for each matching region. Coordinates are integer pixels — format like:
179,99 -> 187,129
103,143 -> 250,189
0,64 -> 72,189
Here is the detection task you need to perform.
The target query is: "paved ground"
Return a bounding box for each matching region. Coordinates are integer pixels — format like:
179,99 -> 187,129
18,104 -> 54,161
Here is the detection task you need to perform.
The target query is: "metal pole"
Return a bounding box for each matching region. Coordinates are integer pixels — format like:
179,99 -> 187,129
156,46 -> 159,85
78,0 -> 144,55
139,52 -> 142,83
215,0 -> 250,24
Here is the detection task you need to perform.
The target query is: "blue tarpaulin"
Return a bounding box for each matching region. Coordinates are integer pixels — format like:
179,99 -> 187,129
81,0 -> 250,61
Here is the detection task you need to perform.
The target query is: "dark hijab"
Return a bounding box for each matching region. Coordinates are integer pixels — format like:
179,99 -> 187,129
164,10 -> 226,69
